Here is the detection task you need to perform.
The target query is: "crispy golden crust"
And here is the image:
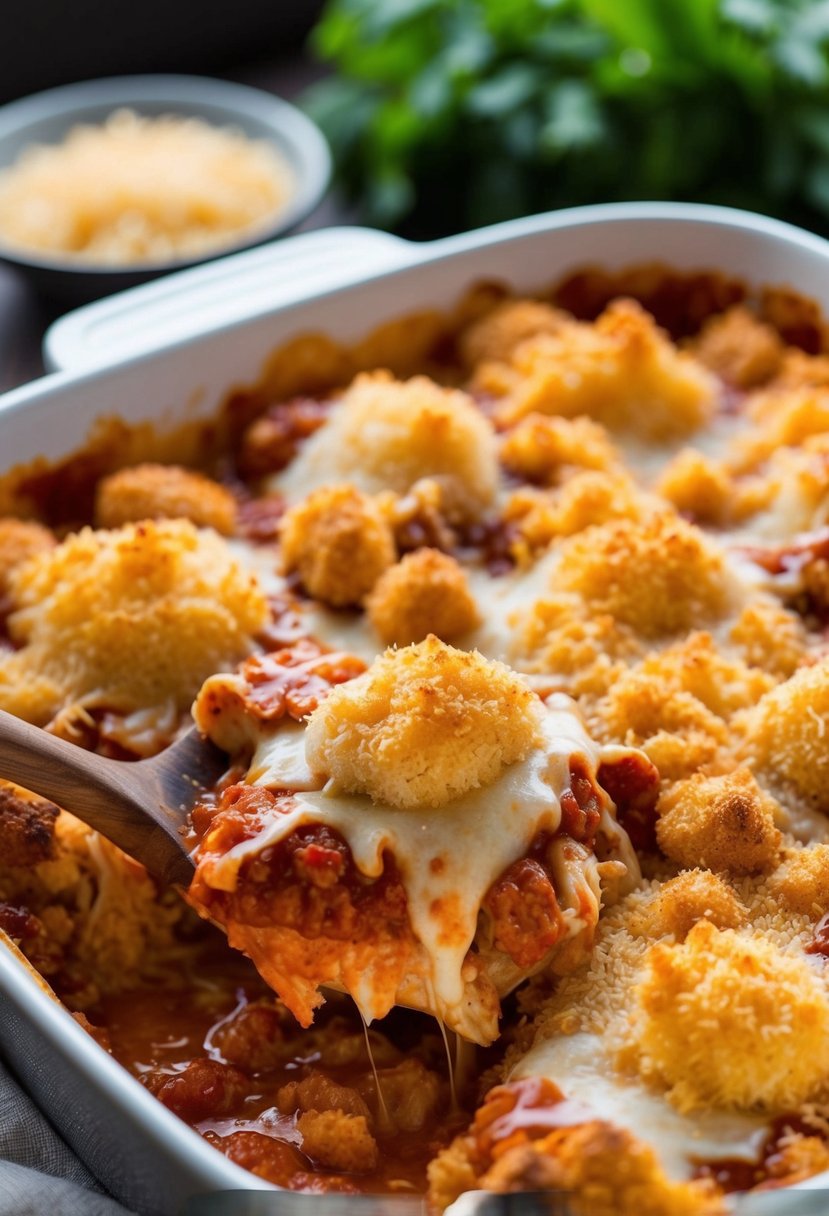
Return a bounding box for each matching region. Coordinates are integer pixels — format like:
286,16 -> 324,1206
768,844 -> 829,917
95,463 -> 237,534
629,870 -> 746,941
743,661 -> 829,810
280,483 -> 396,607
634,921 -> 829,1111
365,548 -> 480,645
0,520 -> 268,724
691,306 -> 784,389
304,636 -> 540,809
591,634 -> 767,783
0,518 -> 55,598
729,601 -> 808,679
278,371 -> 498,519
555,515 -> 734,638
500,413 -> 619,485
428,1096 -> 723,1215
655,448 -> 735,526
459,299 -> 570,367
505,471 -> 654,562
655,769 -> 782,876
482,298 -> 717,439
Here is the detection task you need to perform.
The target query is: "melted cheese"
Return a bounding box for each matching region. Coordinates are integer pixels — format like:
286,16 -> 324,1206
512,1031 -> 768,1181
199,696 -> 639,1035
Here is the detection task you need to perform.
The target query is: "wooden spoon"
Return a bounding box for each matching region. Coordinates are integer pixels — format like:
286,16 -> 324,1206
0,708 -> 228,886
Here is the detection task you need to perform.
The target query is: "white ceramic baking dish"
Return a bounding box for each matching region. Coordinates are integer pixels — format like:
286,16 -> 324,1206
4,202 -> 829,1215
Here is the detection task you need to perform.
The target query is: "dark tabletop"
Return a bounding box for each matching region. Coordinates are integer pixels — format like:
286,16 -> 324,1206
0,54 -> 345,396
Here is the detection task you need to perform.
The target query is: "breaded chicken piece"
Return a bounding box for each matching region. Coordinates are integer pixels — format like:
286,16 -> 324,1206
634,921 -> 829,1111
305,635 -> 540,809
555,515 -> 734,638
656,769 -> 781,875
95,463 -> 237,535
480,299 -> 717,440
743,661 -> 829,810
280,483 -> 395,607
691,306 -> 784,388
274,371 -> 499,520
366,548 -> 480,645
0,520 -> 268,724
459,299 -> 570,367
0,518 -> 55,598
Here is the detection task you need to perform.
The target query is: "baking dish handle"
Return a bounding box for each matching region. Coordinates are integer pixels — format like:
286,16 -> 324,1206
43,226 -> 417,373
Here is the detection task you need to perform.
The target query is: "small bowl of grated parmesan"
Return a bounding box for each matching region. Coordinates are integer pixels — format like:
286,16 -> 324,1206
0,74 -> 331,300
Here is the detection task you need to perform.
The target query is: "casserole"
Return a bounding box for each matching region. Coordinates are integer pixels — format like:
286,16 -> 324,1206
4,202 -> 829,1213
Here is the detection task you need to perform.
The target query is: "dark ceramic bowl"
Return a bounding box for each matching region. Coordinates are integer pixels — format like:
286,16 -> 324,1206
0,74 -> 331,302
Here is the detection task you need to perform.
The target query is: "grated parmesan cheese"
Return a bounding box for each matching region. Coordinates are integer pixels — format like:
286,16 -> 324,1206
0,109 -> 295,265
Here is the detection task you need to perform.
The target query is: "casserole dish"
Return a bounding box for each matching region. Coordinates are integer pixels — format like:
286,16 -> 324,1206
4,202 -> 829,1213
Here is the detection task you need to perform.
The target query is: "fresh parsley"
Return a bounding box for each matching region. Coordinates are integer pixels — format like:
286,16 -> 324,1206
303,0 -> 829,237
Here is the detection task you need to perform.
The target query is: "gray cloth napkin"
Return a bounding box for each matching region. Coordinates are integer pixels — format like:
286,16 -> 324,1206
0,1056 -> 132,1216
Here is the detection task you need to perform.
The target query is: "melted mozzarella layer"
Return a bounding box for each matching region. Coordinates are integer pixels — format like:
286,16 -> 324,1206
512,1032 -> 768,1181
203,698 -> 637,1030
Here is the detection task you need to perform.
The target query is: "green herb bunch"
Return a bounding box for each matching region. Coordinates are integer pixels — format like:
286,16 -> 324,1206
303,0 -> 829,238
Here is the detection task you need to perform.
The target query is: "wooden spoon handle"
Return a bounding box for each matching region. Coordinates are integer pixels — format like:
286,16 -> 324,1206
0,709 -> 193,885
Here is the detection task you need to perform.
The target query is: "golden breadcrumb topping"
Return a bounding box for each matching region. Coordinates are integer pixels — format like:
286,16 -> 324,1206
365,548 -> 480,645
691,306 -> 784,389
589,635 -> 770,783
768,844 -> 829,917
555,515 -> 734,638
655,769 -> 782,875
500,413 -> 619,485
728,601 -> 808,679
634,921 -> 829,1111
655,448 -> 735,526
731,388 -> 829,474
276,370 -> 498,519
505,470 -> 656,561
513,592 -> 641,700
429,1110 -> 724,1216
458,298 -> 570,367
280,483 -> 396,607
628,870 -> 747,941
0,520 -> 268,724
0,518 -> 55,597
94,463 -> 237,535
743,660 -> 829,810
478,299 -> 717,439
304,635 -> 540,809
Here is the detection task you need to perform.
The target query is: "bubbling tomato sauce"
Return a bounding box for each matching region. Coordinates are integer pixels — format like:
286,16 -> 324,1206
97,948 -> 471,1194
